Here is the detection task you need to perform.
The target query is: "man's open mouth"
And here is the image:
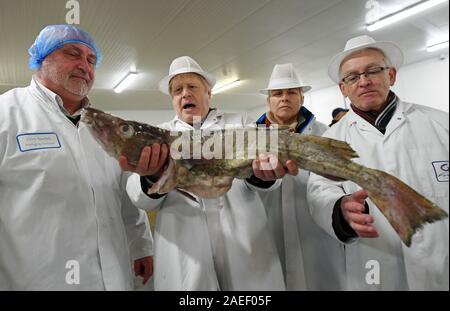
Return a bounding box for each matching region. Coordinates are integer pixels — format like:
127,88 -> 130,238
183,103 -> 196,109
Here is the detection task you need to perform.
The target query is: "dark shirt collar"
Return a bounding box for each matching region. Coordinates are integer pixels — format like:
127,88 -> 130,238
351,91 -> 398,134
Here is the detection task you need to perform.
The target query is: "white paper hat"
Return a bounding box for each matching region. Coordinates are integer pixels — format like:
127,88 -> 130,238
328,35 -> 404,83
158,56 -> 216,95
259,63 -> 311,95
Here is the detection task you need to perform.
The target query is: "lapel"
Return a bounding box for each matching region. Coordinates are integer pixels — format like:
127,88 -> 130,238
382,100 -> 412,141
201,109 -> 224,130
345,109 -> 385,138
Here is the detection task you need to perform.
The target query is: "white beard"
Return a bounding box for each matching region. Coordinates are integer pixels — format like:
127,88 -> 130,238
45,65 -> 91,97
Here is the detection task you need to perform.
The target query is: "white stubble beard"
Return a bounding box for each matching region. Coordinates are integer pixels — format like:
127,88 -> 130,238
44,64 -> 91,97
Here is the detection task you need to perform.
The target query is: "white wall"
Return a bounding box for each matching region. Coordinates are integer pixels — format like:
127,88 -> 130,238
303,86 -> 347,125
248,103 -> 267,122
393,54 -> 449,112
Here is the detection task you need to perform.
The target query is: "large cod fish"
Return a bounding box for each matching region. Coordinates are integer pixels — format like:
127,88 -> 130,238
81,107 -> 447,247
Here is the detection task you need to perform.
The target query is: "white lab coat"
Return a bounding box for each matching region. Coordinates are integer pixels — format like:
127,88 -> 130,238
258,117 -> 347,290
307,100 -> 449,290
126,109 -> 286,291
0,78 -> 153,290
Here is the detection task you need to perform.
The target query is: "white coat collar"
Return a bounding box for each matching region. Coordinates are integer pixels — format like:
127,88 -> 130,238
171,108 -> 224,130
30,76 -> 91,117
343,108 -> 380,135
342,99 -> 412,136
382,99 -> 412,139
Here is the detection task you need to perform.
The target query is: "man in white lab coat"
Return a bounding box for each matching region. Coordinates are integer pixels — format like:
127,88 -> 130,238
123,56 -> 298,290
307,35 -> 449,290
0,25 -> 153,290
255,64 -> 346,290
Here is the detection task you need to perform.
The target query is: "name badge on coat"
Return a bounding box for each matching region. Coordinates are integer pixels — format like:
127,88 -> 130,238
16,133 -> 61,152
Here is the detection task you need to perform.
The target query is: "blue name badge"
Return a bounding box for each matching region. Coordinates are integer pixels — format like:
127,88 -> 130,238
16,132 -> 62,152
432,161 -> 449,182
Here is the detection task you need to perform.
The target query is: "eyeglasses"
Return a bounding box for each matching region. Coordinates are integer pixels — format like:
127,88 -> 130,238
341,66 -> 390,85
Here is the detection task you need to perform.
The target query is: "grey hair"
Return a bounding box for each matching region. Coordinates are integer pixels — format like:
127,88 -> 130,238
168,72 -> 211,95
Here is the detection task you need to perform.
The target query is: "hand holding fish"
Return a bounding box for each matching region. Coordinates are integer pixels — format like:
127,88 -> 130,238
119,143 -> 169,178
133,256 -> 153,285
341,190 -> 379,238
252,154 -> 299,181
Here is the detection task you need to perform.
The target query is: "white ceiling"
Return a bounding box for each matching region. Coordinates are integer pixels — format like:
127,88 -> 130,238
0,0 -> 448,111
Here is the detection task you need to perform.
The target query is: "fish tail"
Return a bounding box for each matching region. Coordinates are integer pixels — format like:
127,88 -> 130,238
361,168 -> 448,247
285,134 -> 447,246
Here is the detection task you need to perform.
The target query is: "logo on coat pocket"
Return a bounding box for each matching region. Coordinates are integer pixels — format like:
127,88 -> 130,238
432,161 -> 449,182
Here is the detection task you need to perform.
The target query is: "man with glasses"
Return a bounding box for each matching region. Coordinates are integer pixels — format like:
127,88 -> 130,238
307,35 -> 448,290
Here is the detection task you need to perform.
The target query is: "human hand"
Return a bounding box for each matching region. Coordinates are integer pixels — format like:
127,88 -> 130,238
340,190 -> 379,238
119,143 -> 169,178
134,256 -> 153,285
252,154 -> 299,181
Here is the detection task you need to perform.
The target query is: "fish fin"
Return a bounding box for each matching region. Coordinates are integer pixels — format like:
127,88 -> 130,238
305,135 -> 359,160
365,169 -> 448,247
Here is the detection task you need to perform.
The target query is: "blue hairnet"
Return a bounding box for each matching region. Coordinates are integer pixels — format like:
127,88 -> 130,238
28,24 -> 102,70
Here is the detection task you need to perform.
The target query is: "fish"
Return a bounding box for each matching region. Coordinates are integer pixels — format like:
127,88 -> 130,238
81,107 -> 448,247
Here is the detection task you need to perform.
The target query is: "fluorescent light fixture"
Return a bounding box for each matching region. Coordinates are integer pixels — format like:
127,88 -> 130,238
427,40 -> 449,52
212,79 -> 241,94
113,72 -> 138,93
367,0 -> 448,32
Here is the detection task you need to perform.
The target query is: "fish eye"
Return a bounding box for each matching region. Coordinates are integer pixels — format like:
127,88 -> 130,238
119,123 -> 134,138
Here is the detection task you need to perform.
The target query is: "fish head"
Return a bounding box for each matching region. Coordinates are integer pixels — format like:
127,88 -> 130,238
81,107 -> 171,165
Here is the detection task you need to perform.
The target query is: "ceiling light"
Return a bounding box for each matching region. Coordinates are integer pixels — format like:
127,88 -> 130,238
212,79 -> 241,94
113,72 -> 138,93
367,0 -> 448,32
427,40 -> 449,52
